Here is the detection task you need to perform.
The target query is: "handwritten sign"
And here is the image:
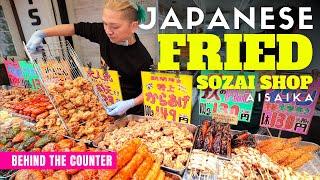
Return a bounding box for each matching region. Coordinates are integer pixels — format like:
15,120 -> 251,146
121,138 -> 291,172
212,113 -> 238,125
19,60 -> 41,90
84,68 -> 122,106
39,59 -> 72,83
141,71 -> 193,123
199,71 -> 257,123
3,58 -> 24,87
260,78 -> 320,135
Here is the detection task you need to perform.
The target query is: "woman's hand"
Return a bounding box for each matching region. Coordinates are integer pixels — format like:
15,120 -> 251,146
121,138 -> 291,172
106,99 -> 136,116
26,30 -> 46,53
106,93 -> 144,116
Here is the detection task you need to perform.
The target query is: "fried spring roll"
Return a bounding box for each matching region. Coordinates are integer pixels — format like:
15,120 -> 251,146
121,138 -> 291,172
99,139 -> 142,180
156,170 -> 165,180
112,144 -> 148,180
132,154 -> 155,180
145,161 -> 161,180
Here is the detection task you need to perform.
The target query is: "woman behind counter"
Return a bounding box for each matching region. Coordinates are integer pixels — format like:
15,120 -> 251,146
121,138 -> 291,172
26,0 -> 154,116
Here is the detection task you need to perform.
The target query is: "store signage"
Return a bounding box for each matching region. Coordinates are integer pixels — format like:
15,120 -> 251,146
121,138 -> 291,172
141,71 -> 193,123
39,60 -> 72,83
3,58 -> 24,87
84,68 -> 122,106
13,0 -> 58,44
18,60 -> 41,90
260,78 -> 320,135
199,71 -> 257,123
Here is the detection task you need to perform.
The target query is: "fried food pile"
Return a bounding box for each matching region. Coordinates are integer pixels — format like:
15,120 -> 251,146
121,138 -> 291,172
0,88 -> 53,121
98,118 -> 194,169
10,93 -> 53,120
194,120 -> 232,157
258,137 -> 319,170
100,138 -> 175,180
0,78 -> 114,141
219,147 -> 320,180
0,87 -> 33,109
0,87 -> 65,136
14,139 -> 97,180
0,125 -> 68,152
231,131 -> 256,149
38,77 -> 114,141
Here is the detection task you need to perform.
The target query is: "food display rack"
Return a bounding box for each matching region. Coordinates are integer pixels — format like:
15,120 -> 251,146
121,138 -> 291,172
93,115 -> 198,176
23,41 -> 109,136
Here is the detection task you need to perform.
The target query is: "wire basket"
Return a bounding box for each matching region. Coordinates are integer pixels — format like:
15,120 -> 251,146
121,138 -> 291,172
23,41 -> 109,137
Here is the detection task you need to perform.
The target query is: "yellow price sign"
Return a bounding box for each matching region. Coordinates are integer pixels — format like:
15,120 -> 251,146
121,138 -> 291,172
84,67 -> 122,106
141,71 -> 193,123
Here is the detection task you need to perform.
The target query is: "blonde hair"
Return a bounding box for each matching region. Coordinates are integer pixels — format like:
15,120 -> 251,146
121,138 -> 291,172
104,0 -> 146,23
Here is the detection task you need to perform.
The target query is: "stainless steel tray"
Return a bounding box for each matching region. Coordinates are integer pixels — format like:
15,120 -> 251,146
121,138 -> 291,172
94,114 -> 198,176
255,134 -> 320,175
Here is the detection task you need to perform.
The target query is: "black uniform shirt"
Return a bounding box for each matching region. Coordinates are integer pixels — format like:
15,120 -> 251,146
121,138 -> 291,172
74,22 -> 153,115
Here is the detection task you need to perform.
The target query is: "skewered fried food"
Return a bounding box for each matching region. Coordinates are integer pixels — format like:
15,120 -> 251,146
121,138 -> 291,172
218,147 -> 320,180
270,147 -> 296,163
231,131 -> 256,148
297,144 -> 319,152
258,137 -> 301,155
195,120 -> 211,149
287,153 -> 314,170
257,138 -> 282,149
195,121 -> 231,157
258,137 -> 319,169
